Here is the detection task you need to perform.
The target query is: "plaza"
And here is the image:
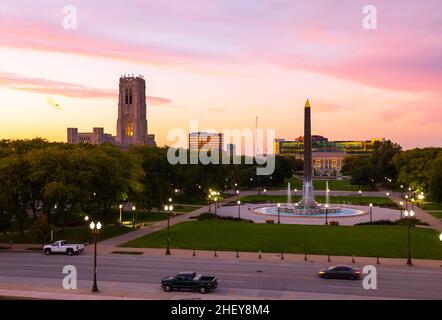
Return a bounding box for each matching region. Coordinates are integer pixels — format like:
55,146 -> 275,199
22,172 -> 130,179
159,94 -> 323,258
216,202 -> 399,226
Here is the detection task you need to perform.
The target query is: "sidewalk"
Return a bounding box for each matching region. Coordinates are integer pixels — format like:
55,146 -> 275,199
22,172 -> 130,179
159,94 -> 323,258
390,193 -> 442,233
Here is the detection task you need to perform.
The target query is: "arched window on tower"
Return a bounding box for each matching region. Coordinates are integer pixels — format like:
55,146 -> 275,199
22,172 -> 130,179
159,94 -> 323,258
125,119 -> 134,137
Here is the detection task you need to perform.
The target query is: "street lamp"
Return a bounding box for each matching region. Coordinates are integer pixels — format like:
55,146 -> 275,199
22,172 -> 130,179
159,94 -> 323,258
404,209 -> 415,266
118,204 -> 123,223
89,221 -> 102,292
132,206 -> 136,229
164,204 -> 174,255
214,198 -> 218,214
237,200 -> 241,219
386,192 -> 390,207
236,190 -> 239,202
277,203 -> 281,224
369,203 -> 373,223
358,190 -> 362,196
84,215 -> 89,243
325,204 -> 329,225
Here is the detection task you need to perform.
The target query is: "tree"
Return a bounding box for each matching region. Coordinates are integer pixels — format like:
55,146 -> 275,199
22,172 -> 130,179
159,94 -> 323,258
370,140 -> 402,185
428,154 -> 442,202
0,154 -> 33,237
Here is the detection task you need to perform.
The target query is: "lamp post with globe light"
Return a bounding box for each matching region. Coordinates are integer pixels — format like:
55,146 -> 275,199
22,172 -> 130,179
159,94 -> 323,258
84,215 -> 89,243
118,204 -> 123,223
237,200 -> 241,219
277,203 -> 281,224
214,197 -> 218,214
164,204 -> 174,255
132,206 -> 136,229
369,203 -> 373,223
325,204 -> 329,225
89,221 -> 102,292
404,209 -> 415,266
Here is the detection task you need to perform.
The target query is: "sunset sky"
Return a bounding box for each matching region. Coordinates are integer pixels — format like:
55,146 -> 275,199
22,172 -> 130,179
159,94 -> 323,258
0,0 -> 441,150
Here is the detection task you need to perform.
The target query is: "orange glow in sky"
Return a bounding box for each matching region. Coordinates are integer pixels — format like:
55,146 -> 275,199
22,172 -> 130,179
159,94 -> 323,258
0,1 -> 441,149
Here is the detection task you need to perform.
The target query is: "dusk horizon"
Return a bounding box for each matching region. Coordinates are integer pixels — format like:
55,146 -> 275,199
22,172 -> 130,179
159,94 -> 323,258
1,0 -> 441,150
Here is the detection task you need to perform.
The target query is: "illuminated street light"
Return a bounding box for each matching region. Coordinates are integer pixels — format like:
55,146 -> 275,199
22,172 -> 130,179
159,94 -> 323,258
404,209 -> 415,266
118,204 -> 123,223
325,204 -> 329,225
369,203 -> 373,223
89,220 -> 102,292
164,204 -> 174,255
277,203 -> 281,224
132,206 -> 136,229
237,200 -> 241,219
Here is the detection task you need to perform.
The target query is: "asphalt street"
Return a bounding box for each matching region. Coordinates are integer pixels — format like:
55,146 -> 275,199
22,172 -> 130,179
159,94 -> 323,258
0,252 -> 441,299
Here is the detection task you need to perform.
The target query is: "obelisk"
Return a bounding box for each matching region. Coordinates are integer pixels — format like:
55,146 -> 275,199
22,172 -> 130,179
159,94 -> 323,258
300,99 -> 316,208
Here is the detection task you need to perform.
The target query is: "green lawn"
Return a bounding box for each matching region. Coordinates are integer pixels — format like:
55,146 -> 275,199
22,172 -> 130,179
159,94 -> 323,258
422,202 -> 442,211
0,225 -> 133,245
281,177 -> 371,191
240,195 -> 396,207
427,211 -> 442,219
420,202 -> 442,219
121,221 -> 442,259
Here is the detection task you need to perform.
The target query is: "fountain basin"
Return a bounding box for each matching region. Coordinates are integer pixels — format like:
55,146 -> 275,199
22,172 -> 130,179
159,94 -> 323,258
252,205 -> 366,218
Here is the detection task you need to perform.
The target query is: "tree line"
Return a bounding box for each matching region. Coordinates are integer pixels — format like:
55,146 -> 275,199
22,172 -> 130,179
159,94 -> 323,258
342,140 -> 442,202
0,139 -> 302,236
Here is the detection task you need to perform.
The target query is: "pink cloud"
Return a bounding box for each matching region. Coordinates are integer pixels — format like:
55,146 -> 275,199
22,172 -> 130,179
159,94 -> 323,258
0,17 -> 227,69
0,72 -> 171,105
379,99 -> 442,125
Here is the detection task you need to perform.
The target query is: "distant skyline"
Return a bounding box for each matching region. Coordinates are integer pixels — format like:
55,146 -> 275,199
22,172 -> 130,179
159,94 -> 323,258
0,0 -> 441,150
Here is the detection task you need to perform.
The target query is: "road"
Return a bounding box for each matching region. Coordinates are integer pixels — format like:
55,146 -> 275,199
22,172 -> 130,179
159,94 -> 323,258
0,252 -> 441,299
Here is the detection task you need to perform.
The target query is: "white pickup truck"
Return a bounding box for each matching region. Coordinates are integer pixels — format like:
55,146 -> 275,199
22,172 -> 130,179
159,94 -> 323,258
43,240 -> 85,256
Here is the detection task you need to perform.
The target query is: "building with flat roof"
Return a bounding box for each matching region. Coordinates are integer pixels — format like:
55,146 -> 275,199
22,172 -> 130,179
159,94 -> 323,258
274,137 -> 384,176
189,132 -> 224,152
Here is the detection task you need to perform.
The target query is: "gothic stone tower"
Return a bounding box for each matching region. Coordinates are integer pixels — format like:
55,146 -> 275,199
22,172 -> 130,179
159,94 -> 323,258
116,75 -> 148,146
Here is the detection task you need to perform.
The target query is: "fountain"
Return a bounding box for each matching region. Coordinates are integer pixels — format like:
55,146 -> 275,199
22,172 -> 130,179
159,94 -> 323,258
252,99 -> 365,218
287,182 -> 292,208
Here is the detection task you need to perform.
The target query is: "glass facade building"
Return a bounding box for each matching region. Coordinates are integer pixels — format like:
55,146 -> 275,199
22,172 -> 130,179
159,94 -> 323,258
189,132 -> 224,152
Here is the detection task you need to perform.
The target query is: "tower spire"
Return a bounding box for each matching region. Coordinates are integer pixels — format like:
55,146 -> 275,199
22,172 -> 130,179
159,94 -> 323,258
305,99 -> 310,108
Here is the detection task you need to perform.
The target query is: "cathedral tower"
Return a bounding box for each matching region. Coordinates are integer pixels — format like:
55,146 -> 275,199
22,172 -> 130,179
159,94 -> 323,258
116,75 -> 148,146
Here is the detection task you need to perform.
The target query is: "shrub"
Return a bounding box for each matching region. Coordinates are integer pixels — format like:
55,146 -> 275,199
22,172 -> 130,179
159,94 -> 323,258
193,212 -> 253,223
395,218 -> 429,226
29,215 -> 53,243
329,221 -> 340,226
356,220 -> 397,226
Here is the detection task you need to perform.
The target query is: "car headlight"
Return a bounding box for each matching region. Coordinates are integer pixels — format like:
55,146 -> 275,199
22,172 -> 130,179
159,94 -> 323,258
318,271 -> 325,275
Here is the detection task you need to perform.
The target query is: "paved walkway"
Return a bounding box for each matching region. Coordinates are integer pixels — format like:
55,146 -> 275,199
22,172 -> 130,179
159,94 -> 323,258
99,195 -> 236,247
390,193 -> 442,233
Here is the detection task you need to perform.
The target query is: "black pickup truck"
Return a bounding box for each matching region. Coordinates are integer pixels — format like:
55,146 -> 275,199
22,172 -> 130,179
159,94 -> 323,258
161,271 -> 218,294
